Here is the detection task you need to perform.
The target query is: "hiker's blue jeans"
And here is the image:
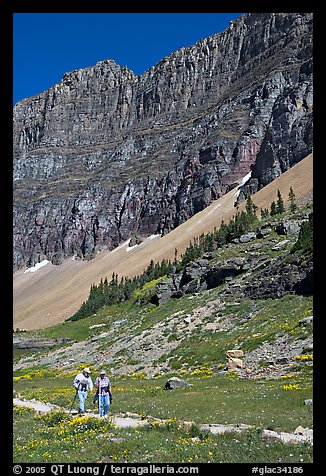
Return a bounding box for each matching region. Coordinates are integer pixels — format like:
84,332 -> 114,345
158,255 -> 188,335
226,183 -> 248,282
77,390 -> 87,413
99,394 -> 110,417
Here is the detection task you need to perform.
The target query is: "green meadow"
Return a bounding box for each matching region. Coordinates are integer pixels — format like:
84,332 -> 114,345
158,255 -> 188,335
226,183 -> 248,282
13,356 -> 313,463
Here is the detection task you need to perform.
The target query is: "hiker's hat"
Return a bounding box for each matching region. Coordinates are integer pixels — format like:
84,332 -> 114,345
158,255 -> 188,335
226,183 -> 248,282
83,367 -> 91,373
100,369 -> 106,374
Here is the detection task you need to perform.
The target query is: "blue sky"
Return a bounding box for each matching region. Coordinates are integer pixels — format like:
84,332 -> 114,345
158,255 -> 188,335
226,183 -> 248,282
13,13 -> 244,105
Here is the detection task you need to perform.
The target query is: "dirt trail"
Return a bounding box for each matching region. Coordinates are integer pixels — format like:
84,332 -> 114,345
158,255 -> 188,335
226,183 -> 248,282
13,397 -> 313,444
13,154 -> 313,330
13,397 -> 149,428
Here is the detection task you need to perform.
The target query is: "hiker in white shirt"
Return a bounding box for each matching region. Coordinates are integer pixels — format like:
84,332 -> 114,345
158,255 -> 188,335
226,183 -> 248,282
73,367 -> 93,414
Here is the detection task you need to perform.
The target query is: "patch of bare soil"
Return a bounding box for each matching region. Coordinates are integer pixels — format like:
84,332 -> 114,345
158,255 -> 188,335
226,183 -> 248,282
13,154 -> 313,330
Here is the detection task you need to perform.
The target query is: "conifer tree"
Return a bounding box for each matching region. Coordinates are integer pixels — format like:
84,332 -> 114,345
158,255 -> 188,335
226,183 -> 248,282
288,187 -> 297,212
276,189 -> 285,214
215,220 -> 229,246
122,277 -> 133,301
145,260 -> 155,279
270,200 -> 277,216
89,283 -> 97,299
246,195 -> 257,221
204,232 -> 214,252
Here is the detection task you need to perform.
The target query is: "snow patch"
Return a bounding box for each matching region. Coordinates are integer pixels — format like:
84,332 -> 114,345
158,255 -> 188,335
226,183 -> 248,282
109,239 -> 131,254
24,260 -> 50,273
126,234 -> 160,252
234,171 -> 252,198
148,234 -> 161,240
126,243 -> 138,252
239,171 -> 252,187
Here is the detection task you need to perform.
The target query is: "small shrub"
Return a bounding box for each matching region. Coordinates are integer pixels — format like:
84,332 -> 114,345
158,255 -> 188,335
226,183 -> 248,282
38,410 -> 72,427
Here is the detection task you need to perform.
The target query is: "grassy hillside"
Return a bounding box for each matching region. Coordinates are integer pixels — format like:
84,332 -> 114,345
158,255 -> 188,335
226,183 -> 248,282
13,200 -> 313,463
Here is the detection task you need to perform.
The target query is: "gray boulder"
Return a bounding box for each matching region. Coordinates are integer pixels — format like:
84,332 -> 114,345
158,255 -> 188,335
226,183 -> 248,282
164,377 -> 192,390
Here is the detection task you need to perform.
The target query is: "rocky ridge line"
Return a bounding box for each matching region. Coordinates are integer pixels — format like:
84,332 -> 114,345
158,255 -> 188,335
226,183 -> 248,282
13,13 -> 313,270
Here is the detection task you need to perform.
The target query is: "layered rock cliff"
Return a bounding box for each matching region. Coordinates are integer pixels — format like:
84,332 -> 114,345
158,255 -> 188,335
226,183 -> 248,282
13,12 -> 313,270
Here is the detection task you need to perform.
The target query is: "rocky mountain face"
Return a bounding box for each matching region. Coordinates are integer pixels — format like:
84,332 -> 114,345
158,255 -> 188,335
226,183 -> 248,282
13,13 -> 313,271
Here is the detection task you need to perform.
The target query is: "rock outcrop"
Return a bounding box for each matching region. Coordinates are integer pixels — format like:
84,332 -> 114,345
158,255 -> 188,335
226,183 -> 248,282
13,336 -> 73,349
13,13 -> 313,270
226,349 -> 245,371
150,215 -> 313,305
164,377 -> 192,390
